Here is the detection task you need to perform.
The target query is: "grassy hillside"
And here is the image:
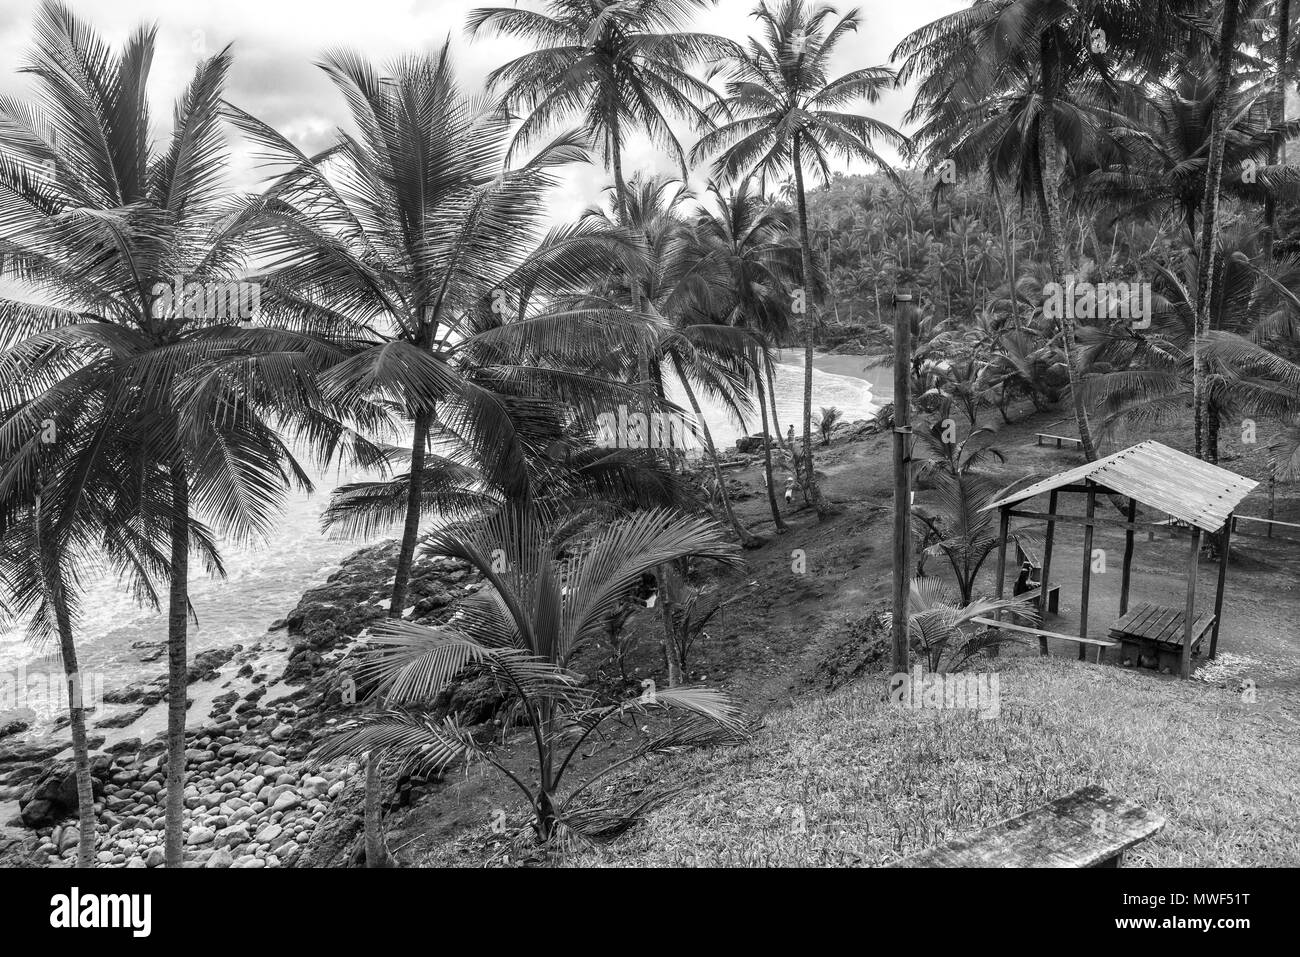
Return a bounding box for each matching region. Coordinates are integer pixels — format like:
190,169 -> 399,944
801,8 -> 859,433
558,657 -> 1299,867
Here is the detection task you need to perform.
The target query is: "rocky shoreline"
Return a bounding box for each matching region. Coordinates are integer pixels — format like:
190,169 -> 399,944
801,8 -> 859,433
0,541 -> 484,868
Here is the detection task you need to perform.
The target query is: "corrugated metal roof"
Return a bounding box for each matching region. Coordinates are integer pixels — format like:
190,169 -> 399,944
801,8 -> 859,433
984,441 -> 1258,532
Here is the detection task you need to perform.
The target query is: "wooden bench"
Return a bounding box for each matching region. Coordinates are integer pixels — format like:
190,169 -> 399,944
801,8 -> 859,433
888,785 -> 1166,868
1014,540 -> 1061,615
1035,433 -> 1083,449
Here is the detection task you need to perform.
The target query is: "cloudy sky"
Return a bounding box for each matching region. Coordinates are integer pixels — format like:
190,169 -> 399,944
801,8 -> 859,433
0,0 -> 965,217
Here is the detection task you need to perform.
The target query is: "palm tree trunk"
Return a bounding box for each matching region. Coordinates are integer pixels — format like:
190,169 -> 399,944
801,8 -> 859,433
363,407 -> 433,867
164,463 -> 190,868
610,128 -> 680,685
390,410 -> 433,615
1037,35 -> 1101,465
766,361 -> 791,453
791,137 -> 829,518
35,495 -> 95,868
755,363 -> 788,532
363,754 -> 393,866
1266,0 -> 1290,258
679,371 -> 761,547
1195,0 -> 1241,459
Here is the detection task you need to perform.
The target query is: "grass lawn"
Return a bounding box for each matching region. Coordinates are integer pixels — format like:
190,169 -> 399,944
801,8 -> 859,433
558,657 -> 1299,867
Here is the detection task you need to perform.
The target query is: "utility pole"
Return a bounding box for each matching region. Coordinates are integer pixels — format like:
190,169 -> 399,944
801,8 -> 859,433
891,290 -> 915,675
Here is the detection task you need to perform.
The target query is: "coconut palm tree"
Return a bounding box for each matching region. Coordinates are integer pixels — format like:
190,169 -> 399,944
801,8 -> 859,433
0,432 -> 185,867
313,504 -> 748,846
686,182 -> 800,533
226,46 -> 645,622
895,0 -> 1195,464
467,0 -> 739,401
579,176 -> 766,553
1080,231 -> 1300,462
1195,0 -> 1244,459
0,1 -> 372,866
696,0 -> 908,519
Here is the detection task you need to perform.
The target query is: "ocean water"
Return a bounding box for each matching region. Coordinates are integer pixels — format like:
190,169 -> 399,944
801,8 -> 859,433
0,355 -> 879,726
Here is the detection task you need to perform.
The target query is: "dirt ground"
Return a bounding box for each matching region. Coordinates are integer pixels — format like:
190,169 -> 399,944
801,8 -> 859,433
390,399 -> 1300,862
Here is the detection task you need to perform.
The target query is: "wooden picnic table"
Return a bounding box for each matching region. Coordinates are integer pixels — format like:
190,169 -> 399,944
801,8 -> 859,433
1109,601 -> 1214,648
1109,601 -> 1215,673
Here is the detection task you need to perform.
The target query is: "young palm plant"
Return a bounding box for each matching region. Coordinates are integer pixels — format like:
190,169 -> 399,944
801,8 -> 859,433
696,0 -> 909,519
908,578 -> 1036,672
313,504 -> 749,848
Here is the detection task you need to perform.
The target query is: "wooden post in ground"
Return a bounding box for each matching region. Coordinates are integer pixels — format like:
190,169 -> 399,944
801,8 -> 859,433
1181,527 -> 1202,679
991,506 -> 1010,657
1038,489 -> 1059,656
890,291 -> 915,675
1079,485 -> 1096,662
1119,497 -> 1137,617
1210,519 -> 1231,659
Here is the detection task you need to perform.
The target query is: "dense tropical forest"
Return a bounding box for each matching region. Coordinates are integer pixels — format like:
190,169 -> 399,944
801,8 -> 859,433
0,0 -> 1298,872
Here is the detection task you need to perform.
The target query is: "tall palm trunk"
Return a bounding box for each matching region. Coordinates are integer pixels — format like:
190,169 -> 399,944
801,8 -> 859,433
791,136 -> 829,518
1037,34 -> 1100,464
35,494 -> 95,868
390,409 -> 433,613
366,408 -> 433,866
755,361 -> 787,532
767,360 -> 791,453
1194,0 -> 1240,460
164,462 -> 189,868
363,754 -> 394,866
679,369 -> 760,547
611,126 -> 680,686
1265,0 -> 1290,258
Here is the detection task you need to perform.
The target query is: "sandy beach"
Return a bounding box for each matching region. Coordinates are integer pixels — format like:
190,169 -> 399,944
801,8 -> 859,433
776,348 -> 894,403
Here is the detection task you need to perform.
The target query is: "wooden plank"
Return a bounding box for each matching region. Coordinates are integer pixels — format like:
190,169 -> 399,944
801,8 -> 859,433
972,617 -> 1118,648
888,785 -> 1166,868
1006,509 -> 1149,534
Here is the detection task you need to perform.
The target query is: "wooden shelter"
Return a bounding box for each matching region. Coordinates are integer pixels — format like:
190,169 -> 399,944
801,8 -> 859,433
980,441 -> 1258,678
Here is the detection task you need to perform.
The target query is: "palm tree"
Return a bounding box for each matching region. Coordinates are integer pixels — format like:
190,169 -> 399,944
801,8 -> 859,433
1080,231 -> 1300,462
582,176 -> 765,550
912,470 -> 1003,606
896,0 -> 1194,464
686,182 -> 800,533
226,46 -> 642,623
0,444 -> 157,867
0,1 -> 363,866
467,0 -> 738,402
314,504 -> 748,845
1195,0 -> 1244,459
696,0 -> 908,520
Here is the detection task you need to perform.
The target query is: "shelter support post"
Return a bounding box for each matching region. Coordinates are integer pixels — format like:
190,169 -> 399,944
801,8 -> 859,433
1210,519 -> 1231,659
1038,490 -> 1058,657
1079,486 -> 1096,661
1181,527 -> 1202,679
992,506 -> 1010,657
1119,497 -> 1137,617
